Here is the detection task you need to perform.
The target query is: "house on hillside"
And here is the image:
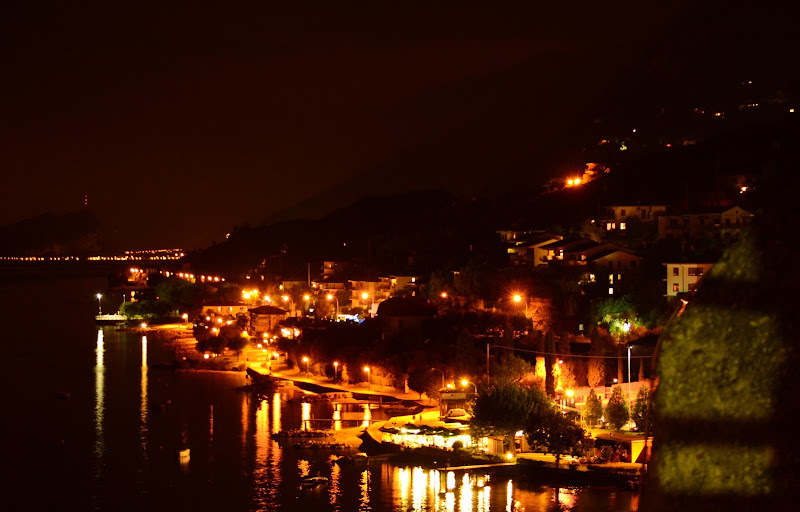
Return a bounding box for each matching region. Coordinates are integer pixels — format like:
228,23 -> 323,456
580,246 -> 645,296
601,204 -> 667,231
249,305 -> 289,336
539,238 -> 599,265
664,262 -> 715,296
657,206 -> 753,240
502,231 -> 563,266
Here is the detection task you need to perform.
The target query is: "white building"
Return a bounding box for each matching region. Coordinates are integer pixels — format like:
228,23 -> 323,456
665,262 -> 715,296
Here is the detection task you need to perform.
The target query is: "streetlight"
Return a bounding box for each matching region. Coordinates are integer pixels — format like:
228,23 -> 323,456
302,356 -> 310,374
512,294 -> 528,317
430,368 -> 445,391
96,293 -> 102,314
282,295 -> 295,316
327,294 -> 339,319
627,345 -> 632,403
562,389 -> 574,414
361,292 -> 374,317
333,361 -> 339,382
363,366 -> 371,390
303,294 -> 311,311
461,379 -> 477,396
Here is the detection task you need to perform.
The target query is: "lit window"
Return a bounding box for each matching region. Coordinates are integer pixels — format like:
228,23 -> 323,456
589,273 -> 595,282
673,284 -> 679,292
617,273 -> 622,280
620,222 -> 626,230
606,222 -> 613,230
609,274 -> 614,284
608,287 -> 614,295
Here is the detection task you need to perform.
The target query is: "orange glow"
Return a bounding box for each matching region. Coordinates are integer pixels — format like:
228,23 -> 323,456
361,292 -> 369,300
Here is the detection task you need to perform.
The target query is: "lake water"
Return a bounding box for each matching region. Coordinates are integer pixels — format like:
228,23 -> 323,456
0,272 -> 638,511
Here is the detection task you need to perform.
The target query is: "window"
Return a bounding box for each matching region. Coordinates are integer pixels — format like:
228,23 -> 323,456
620,208 -> 627,217
607,223 -> 612,230
699,216 -> 706,226
617,273 -> 622,280
620,222 -> 627,230
588,273 -> 595,282
725,218 -> 731,225
688,283 -> 697,292
688,267 -> 704,277
609,287 -> 614,295
630,260 -> 637,268
672,267 -> 679,276
673,283 -> 679,292
609,274 -> 614,284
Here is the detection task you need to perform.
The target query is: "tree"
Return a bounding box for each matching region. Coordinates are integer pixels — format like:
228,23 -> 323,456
544,331 -> 556,396
526,410 -> 590,465
583,388 -> 603,427
632,385 -> 652,432
490,354 -> 534,383
471,380 -> 550,454
604,385 -> 630,430
407,368 -> 438,400
587,328 -> 606,388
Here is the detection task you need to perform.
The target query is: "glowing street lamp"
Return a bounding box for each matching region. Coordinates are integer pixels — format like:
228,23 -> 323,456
282,295 -> 295,316
302,356 -> 310,374
327,294 -> 339,318
96,293 -> 102,314
361,292 -> 374,317
461,379 -> 478,396
333,361 -> 339,382
512,294 -> 528,317
363,366 -> 371,390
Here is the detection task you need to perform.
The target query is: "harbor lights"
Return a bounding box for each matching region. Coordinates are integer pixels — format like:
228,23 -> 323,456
302,356 -> 310,374
333,361 -> 339,382
96,293 -> 102,314
364,366 -> 371,390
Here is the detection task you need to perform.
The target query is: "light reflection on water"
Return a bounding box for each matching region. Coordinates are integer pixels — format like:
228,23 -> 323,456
53,321 -> 640,512
140,335 -> 148,458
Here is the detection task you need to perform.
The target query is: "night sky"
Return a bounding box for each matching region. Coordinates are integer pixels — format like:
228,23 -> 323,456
1,2 -> 794,250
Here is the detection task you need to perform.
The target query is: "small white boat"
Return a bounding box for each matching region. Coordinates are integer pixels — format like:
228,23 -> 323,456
300,474 -> 328,486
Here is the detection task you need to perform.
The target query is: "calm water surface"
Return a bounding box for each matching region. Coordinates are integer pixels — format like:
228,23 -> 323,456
0,274 -> 638,511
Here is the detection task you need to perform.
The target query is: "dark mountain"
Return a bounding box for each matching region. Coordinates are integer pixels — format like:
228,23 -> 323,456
260,3 -> 798,230
0,210 -> 103,256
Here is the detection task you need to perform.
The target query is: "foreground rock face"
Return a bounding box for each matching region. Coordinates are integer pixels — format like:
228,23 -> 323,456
640,178 -> 800,510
